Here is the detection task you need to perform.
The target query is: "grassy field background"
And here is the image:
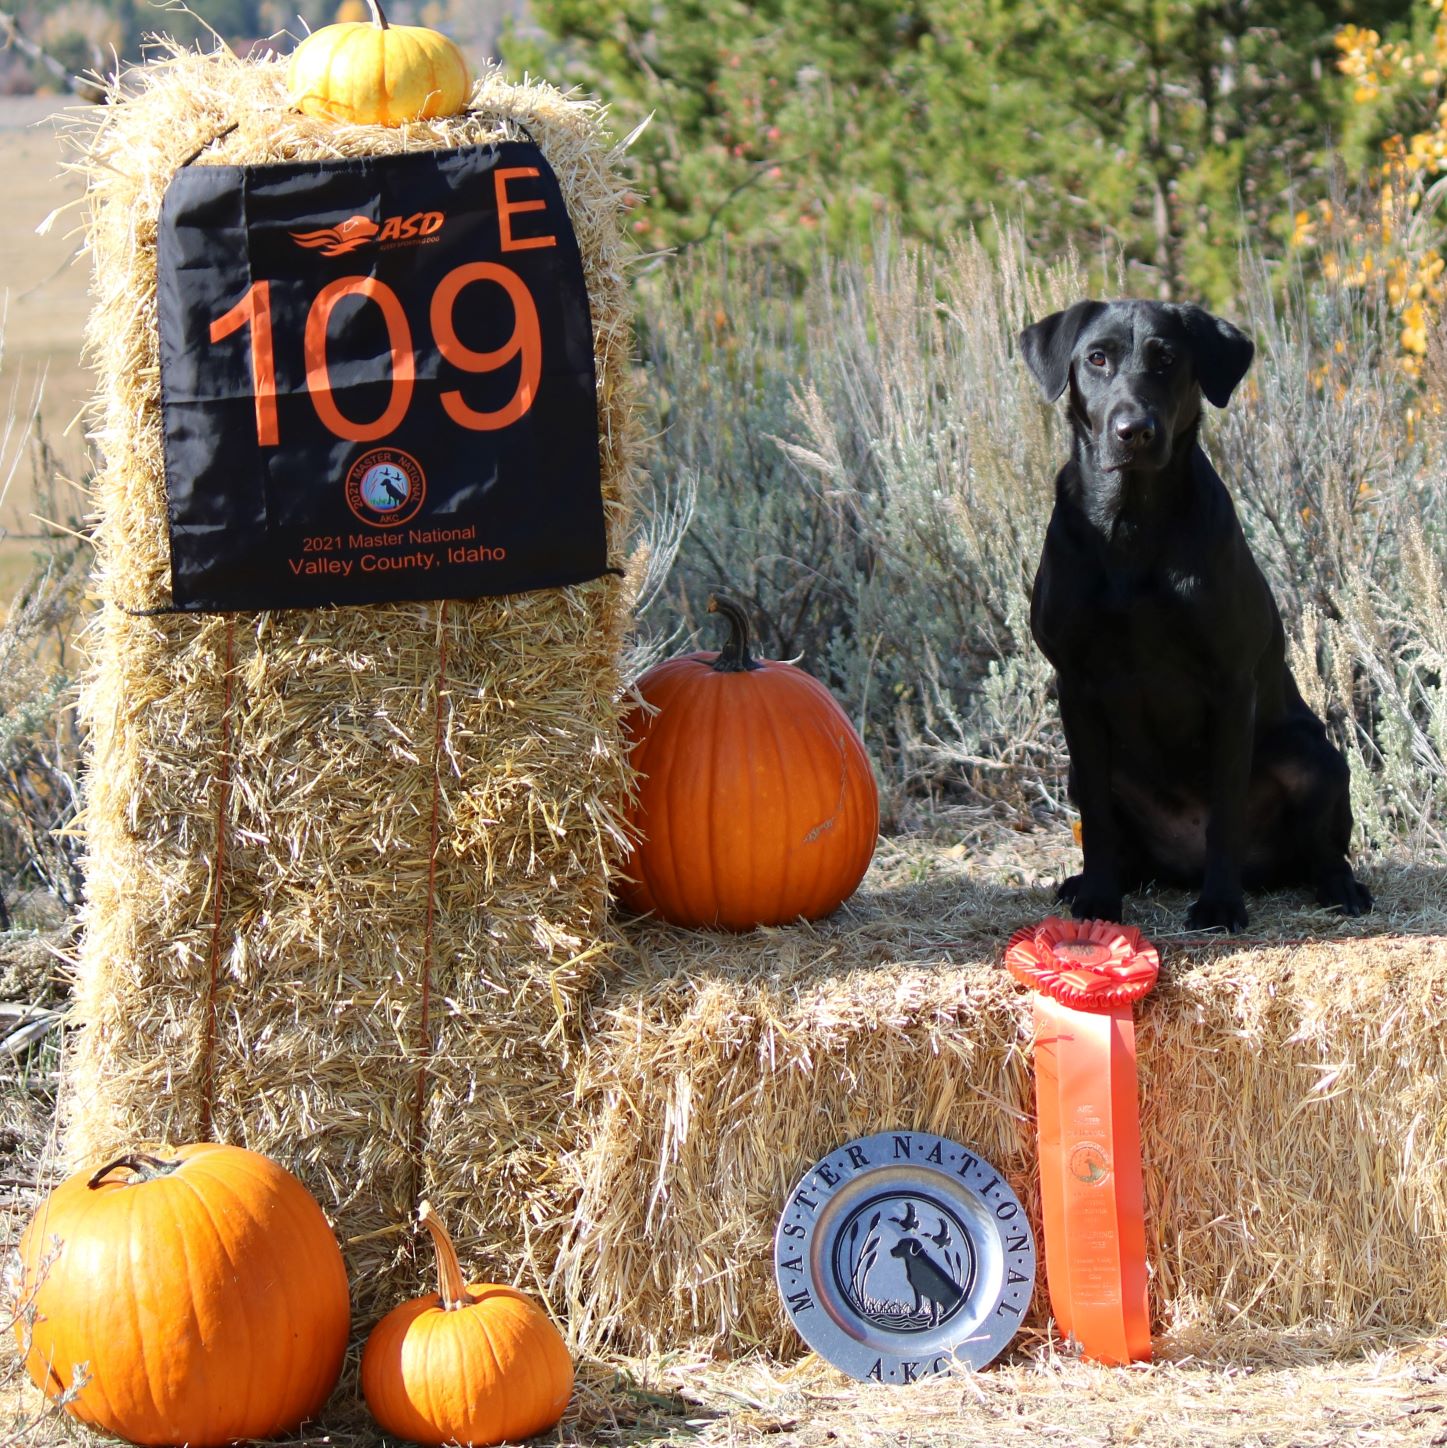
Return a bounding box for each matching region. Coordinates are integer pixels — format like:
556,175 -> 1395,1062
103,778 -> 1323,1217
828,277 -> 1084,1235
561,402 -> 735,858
0,94 -> 92,606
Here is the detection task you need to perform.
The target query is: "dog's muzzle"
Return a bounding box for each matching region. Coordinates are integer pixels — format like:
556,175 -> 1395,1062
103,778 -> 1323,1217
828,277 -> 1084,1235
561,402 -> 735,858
1101,407 -> 1168,470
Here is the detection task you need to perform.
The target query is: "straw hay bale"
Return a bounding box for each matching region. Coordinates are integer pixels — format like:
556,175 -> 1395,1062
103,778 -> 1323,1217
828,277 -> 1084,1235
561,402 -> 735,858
561,849 -> 1447,1359
61,47 -> 640,1320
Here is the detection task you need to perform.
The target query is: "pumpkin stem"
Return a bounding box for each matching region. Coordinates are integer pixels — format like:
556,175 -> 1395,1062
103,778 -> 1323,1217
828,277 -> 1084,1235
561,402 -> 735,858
418,1200 -> 471,1311
87,1153 -> 183,1189
365,0 -> 391,28
707,594 -> 763,673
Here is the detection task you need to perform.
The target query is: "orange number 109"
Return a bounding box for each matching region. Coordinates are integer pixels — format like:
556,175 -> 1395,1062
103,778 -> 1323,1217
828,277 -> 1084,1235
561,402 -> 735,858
207,264 -> 543,447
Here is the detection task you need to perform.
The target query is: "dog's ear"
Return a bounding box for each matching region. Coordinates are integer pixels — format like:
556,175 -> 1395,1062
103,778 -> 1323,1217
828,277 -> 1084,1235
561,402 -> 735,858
1019,301 -> 1104,401
1178,305 -> 1254,408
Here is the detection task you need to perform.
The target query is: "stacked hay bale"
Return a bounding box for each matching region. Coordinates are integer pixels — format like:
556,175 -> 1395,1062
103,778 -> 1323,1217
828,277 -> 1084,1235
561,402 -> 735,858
63,47 -> 641,1322
559,862 -> 1447,1359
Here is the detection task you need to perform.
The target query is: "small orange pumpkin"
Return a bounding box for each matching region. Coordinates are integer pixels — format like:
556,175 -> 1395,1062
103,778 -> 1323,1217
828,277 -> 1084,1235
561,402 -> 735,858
14,1144 -> 350,1448
288,0 -> 471,127
361,1201 -> 574,1447
618,594 -> 879,929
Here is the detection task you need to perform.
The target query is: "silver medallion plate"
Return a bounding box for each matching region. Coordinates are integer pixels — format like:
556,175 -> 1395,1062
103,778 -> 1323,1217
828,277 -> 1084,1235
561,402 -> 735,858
774,1131 -> 1036,1381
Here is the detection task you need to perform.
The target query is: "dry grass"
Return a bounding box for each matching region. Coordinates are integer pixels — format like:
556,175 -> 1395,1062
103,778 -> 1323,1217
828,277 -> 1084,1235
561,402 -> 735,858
59,1346 -> 1447,1448
4,1341 -> 1446,1447
598,1346 -> 1447,1447
0,96 -> 92,534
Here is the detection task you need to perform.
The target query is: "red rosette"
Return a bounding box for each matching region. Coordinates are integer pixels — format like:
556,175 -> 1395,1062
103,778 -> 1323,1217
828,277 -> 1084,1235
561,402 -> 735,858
1005,917 -> 1159,1011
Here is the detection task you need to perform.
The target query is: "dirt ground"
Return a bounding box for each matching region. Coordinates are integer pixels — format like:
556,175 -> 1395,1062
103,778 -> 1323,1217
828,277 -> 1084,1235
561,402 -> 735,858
3,1342 -> 1446,1447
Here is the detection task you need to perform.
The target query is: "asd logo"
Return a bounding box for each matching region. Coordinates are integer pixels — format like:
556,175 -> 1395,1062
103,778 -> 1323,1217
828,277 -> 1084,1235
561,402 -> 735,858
290,211 -> 446,257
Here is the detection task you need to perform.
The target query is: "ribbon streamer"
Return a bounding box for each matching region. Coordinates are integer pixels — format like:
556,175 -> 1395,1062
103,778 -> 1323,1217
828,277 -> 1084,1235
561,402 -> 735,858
1006,917 -> 1158,1365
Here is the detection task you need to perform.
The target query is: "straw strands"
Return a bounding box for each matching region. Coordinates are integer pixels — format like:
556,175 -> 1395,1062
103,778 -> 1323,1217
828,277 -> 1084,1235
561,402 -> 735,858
60,45 -> 642,1322
5,1329 -> 1446,1445
560,846 -> 1447,1359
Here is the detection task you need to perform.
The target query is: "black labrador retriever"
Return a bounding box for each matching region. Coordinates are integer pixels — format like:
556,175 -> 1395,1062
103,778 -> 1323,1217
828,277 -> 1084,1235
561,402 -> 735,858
1020,299 -> 1371,931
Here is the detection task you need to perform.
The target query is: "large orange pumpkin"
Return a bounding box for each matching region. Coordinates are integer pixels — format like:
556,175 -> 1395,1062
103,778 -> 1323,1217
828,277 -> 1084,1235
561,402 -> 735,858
618,595 -> 879,929
361,1201 -> 574,1446
13,1144 -> 350,1448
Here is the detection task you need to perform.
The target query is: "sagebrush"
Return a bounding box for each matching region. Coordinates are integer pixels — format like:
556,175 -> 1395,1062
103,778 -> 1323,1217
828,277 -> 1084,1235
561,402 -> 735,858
631,225 -> 1446,858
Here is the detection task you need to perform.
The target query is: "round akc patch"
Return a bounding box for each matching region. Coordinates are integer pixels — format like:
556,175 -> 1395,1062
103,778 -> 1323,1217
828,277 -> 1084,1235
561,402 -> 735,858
774,1132 -> 1036,1380
345,447 -> 427,529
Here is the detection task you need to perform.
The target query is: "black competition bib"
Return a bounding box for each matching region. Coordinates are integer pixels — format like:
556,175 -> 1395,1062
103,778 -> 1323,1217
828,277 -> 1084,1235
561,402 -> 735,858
157,141 -> 606,611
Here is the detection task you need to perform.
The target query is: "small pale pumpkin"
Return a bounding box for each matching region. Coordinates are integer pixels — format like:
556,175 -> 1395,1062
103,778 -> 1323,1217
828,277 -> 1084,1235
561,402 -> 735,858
289,0 -> 471,127
361,1201 -> 574,1447
14,1144 -> 350,1448
618,594 -> 879,930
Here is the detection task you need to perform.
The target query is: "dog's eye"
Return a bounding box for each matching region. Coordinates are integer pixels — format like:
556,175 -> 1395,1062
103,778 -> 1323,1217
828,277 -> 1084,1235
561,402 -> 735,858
1157,349 -> 1176,368
1086,350 -> 1108,368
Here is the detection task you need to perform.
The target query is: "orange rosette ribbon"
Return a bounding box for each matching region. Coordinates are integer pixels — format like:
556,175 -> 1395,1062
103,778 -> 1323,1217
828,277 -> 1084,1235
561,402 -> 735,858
1006,918 -> 1159,1366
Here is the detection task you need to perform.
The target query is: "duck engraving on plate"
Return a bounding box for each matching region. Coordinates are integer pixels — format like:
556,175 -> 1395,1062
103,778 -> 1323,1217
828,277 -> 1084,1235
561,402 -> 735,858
774,1132 -> 1036,1381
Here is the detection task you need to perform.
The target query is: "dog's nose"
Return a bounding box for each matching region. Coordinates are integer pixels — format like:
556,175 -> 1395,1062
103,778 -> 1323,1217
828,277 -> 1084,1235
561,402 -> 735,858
1114,414 -> 1157,449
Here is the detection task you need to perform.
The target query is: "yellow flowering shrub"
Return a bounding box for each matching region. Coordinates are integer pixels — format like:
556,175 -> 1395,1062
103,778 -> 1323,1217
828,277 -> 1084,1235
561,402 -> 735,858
1312,1 -> 1447,376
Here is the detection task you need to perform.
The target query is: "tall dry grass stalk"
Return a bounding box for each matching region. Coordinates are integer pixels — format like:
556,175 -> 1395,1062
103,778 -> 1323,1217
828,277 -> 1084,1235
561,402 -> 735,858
1223,239 -> 1447,858
0,319 -> 87,925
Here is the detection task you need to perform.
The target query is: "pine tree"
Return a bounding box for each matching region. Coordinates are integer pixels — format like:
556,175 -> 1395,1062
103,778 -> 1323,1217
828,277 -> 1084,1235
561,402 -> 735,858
512,0 -> 1413,299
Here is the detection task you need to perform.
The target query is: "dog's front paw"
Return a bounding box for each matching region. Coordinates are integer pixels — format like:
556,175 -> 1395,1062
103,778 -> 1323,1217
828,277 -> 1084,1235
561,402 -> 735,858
1317,866 -> 1373,917
1186,893 -> 1248,933
1056,873 -> 1124,923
